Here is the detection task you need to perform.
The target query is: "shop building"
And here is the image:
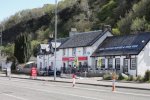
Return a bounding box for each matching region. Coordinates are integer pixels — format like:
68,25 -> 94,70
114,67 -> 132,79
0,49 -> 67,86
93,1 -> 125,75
92,32 -> 150,76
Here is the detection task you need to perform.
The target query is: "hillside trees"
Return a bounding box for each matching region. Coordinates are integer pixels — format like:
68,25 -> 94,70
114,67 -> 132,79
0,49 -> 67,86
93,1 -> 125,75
14,33 -> 31,63
1,0 -> 150,45
117,0 -> 150,34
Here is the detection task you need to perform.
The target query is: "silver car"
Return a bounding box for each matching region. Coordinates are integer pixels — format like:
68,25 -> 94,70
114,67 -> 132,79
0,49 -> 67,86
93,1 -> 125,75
17,62 -> 37,75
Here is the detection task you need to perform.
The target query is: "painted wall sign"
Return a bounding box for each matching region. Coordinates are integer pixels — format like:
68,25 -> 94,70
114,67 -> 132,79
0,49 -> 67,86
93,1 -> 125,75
62,56 -> 88,61
99,45 -> 139,51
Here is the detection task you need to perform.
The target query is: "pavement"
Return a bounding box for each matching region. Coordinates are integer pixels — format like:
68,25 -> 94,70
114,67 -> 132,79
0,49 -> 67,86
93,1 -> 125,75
0,72 -> 150,90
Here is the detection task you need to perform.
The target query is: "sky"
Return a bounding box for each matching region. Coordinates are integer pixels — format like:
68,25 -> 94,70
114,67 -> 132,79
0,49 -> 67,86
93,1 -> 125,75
0,0 -> 61,22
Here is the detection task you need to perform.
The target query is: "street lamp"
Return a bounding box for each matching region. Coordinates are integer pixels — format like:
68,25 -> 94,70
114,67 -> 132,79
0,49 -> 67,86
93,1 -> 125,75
54,0 -> 58,81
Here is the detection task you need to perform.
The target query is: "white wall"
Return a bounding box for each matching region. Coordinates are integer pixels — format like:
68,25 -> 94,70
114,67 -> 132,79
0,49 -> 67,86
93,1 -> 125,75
137,41 -> 150,76
37,54 -> 50,69
48,50 -> 63,71
93,56 -> 138,76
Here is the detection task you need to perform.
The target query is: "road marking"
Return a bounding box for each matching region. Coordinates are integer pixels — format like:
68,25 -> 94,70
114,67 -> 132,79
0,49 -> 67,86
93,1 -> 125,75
3,93 -> 28,100
0,82 -> 104,100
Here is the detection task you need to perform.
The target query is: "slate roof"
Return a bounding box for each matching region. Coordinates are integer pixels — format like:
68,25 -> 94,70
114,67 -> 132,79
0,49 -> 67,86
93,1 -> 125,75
51,37 -> 69,44
92,32 -> 150,56
59,30 -> 106,48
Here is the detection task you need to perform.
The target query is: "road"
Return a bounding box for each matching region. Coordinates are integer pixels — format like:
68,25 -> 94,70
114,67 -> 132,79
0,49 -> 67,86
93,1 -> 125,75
0,77 -> 150,100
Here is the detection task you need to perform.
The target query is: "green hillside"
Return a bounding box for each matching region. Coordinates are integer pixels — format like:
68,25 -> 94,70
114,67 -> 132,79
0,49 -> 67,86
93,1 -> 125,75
1,0 -> 150,44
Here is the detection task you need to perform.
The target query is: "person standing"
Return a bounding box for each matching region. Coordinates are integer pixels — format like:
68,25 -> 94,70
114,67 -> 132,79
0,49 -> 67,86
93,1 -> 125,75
6,58 -> 12,80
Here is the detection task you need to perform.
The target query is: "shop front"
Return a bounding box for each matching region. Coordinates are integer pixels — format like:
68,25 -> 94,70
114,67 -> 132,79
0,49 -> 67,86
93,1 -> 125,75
62,56 -> 88,73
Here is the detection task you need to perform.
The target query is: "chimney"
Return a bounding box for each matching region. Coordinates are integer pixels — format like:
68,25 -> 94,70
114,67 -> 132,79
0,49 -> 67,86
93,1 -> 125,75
102,25 -> 112,32
69,28 -> 78,37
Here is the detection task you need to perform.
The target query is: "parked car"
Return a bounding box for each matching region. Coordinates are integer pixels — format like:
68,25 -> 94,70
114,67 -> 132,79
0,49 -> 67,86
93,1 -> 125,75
16,61 -> 37,75
38,69 -> 61,76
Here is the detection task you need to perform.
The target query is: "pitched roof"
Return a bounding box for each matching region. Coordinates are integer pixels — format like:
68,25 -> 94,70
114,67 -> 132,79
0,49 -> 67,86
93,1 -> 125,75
59,30 -> 106,48
92,32 -> 150,56
51,37 -> 69,44
51,37 -> 70,48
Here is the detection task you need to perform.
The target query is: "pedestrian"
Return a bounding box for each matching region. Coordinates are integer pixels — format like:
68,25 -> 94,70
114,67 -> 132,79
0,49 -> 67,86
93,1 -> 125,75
112,72 -> 116,91
6,58 -> 12,80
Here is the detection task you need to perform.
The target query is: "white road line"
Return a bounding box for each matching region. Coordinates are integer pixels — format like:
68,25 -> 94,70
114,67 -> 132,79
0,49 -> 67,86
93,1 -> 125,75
3,93 -> 28,100
0,83 -> 104,100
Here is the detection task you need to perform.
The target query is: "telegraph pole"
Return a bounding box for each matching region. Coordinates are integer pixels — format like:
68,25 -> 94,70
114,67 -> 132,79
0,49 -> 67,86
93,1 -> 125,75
0,25 -> 3,55
54,0 -> 58,81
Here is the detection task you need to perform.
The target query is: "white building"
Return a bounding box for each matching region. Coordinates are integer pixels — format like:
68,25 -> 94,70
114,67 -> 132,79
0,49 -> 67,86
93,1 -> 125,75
92,32 -> 150,76
37,38 -> 69,71
48,38 -> 69,70
37,44 -> 51,70
59,30 -> 112,71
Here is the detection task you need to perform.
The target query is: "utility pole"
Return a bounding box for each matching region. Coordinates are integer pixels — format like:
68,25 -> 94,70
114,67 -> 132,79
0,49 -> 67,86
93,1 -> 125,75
54,0 -> 58,81
0,25 -> 3,55
0,25 -> 3,69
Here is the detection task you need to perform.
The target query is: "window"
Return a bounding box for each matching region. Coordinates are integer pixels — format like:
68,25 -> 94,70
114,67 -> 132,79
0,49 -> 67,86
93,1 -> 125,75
123,59 -> 129,73
72,48 -> 76,56
115,58 -> 120,70
108,58 -> 113,69
63,49 -> 66,56
130,58 -> 136,70
95,60 -> 98,69
101,59 -> 105,69
67,49 -> 69,56
83,47 -> 86,55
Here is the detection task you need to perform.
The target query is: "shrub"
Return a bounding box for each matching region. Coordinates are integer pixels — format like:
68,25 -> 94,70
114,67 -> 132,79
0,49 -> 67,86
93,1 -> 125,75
103,73 -> 112,80
144,70 -> 150,82
118,73 -> 128,80
128,75 -> 137,81
136,75 -> 144,82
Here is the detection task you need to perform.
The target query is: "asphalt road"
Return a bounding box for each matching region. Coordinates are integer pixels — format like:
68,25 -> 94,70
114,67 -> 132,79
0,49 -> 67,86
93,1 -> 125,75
0,77 -> 150,100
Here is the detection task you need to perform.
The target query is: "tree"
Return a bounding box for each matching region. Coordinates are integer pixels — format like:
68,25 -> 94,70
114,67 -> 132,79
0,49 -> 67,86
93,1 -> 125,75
31,40 -> 41,57
131,17 -> 146,32
117,13 -> 133,34
14,33 -> 31,63
1,44 -> 14,56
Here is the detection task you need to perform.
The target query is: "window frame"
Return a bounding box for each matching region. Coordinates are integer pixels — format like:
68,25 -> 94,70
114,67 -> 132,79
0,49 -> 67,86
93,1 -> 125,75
101,59 -> 105,69
72,48 -> 76,56
63,49 -> 66,56
130,58 -> 137,70
83,47 -> 86,55
115,58 -> 120,70
108,58 -> 113,69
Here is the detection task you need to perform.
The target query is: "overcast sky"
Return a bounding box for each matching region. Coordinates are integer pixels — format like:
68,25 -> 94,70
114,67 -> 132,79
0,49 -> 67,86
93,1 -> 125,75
0,0 -> 62,22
